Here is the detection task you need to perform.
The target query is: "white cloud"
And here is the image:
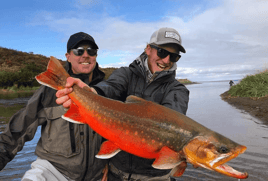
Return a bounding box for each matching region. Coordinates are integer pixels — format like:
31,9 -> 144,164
29,0 -> 268,81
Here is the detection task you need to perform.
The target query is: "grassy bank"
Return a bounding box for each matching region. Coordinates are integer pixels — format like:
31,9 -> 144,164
228,70 -> 268,98
178,79 -> 196,85
221,69 -> 268,122
0,86 -> 39,100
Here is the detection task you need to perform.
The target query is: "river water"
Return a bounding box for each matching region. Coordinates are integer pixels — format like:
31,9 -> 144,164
0,81 -> 267,180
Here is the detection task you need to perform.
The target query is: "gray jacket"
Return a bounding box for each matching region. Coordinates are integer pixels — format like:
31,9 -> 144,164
0,62 -> 108,181
93,52 -> 189,177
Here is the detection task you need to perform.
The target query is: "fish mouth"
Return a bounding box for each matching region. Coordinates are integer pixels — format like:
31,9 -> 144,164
209,145 -> 248,179
214,163 -> 248,179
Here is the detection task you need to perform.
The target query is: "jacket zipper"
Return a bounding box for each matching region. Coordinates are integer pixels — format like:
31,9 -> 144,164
69,123 -> 76,153
82,125 -> 90,180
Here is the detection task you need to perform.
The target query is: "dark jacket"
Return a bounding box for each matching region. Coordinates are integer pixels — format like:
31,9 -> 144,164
0,62 -> 107,181
93,53 -> 189,177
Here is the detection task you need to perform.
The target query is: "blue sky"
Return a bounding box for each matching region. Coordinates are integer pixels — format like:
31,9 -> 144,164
1,0 -> 267,81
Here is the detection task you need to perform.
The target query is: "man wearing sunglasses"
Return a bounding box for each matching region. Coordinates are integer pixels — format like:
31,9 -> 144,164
0,32 -> 108,181
56,27 -> 189,181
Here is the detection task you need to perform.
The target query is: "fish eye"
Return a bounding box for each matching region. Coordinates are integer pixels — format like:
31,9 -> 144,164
218,146 -> 229,153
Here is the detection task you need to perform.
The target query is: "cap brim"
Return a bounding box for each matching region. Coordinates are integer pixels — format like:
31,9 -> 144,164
178,44 -> 186,53
154,42 -> 186,53
69,40 -> 99,51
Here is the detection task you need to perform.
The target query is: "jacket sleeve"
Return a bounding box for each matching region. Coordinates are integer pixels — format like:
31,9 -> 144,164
93,67 -> 129,101
0,86 -> 48,171
161,83 -> 189,115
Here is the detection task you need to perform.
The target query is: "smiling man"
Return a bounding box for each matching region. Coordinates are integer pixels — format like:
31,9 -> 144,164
0,32 -> 108,181
56,27 -> 190,181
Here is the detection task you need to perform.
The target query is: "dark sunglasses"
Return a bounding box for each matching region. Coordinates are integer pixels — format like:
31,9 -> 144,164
72,47 -> 98,56
150,44 -> 181,62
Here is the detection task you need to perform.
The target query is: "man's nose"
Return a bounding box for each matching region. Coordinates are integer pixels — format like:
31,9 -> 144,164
162,55 -> 171,63
82,50 -> 90,57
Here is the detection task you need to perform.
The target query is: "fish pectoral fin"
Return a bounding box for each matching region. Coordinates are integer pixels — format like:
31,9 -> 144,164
170,161 -> 187,177
95,141 -> 121,159
152,146 -> 182,169
62,103 -> 85,124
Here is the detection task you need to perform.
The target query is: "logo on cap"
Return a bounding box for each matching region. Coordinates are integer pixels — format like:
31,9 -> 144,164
165,32 -> 181,43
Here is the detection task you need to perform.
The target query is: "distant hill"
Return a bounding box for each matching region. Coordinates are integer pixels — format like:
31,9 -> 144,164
0,47 -> 118,87
0,47 -> 52,72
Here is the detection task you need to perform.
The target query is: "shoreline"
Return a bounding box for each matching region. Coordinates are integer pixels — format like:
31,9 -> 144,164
183,82 -> 200,85
220,91 -> 268,124
0,89 -> 37,94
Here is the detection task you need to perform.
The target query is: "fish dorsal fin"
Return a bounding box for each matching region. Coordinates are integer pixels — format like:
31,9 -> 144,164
125,95 -> 147,104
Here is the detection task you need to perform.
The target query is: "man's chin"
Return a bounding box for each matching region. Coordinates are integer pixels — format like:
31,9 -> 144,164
78,66 -> 95,74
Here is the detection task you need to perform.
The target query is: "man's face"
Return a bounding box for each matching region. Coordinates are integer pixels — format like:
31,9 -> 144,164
65,42 -> 97,75
145,44 -> 177,74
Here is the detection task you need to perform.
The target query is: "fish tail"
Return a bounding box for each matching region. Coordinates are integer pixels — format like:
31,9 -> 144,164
35,56 -> 70,90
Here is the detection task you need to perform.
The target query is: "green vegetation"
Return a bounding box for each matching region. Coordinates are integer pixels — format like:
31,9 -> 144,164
0,63 -> 44,88
6,85 -> 40,92
0,104 -> 25,124
0,47 -> 51,91
228,70 -> 268,98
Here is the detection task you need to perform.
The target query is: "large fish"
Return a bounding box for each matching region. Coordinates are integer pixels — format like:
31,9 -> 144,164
36,56 -> 248,179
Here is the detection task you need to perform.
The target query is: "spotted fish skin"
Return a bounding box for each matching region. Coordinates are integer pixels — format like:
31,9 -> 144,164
35,56 -> 248,179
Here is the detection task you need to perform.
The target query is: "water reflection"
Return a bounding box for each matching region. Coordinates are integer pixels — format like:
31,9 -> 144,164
183,81 -> 268,181
0,97 -> 30,105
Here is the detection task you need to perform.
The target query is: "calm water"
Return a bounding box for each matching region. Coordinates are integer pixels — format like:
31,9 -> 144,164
0,81 -> 267,180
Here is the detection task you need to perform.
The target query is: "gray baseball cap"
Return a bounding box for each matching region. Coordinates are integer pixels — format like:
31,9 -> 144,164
149,27 -> 186,53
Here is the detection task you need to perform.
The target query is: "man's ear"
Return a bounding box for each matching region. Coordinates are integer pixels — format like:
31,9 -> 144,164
65,52 -> 70,62
145,44 -> 151,55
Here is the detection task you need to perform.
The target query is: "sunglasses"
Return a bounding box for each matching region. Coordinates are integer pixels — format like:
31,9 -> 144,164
72,47 -> 98,56
150,44 -> 181,62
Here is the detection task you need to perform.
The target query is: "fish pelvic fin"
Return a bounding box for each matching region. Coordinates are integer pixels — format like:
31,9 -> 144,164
152,146 -> 183,169
170,161 -> 187,177
96,141 -> 121,159
35,56 -> 70,90
62,102 -> 85,124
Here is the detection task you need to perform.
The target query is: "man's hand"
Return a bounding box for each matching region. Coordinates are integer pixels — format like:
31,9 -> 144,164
56,77 -> 94,108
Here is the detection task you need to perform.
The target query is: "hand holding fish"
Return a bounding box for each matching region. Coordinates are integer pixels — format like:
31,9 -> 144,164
56,77 -> 97,108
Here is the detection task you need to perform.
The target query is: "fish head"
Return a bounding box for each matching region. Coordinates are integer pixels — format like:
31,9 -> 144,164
183,135 -> 248,179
